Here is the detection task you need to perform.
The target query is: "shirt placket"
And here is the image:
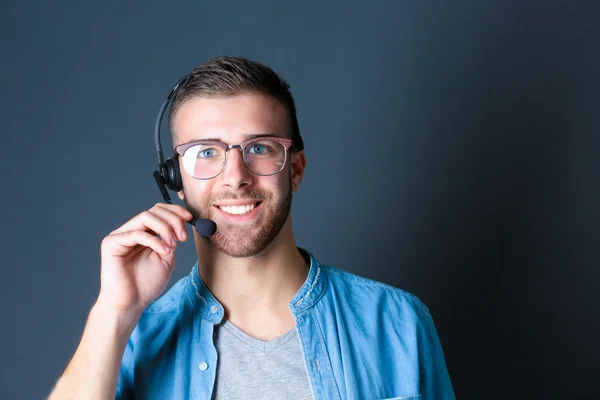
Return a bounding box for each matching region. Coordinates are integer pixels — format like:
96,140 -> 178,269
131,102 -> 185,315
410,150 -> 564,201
294,311 -> 342,400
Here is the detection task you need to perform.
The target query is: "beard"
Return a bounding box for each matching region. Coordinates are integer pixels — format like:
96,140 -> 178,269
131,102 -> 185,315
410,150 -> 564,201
182,174 -> 293,258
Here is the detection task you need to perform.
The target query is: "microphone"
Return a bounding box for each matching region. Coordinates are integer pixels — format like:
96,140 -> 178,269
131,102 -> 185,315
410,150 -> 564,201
187,218 -> 217,237
153,170 -> 217,237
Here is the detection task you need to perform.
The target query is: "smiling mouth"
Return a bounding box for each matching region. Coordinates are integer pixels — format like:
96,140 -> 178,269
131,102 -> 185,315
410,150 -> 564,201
215,201 -> 262,216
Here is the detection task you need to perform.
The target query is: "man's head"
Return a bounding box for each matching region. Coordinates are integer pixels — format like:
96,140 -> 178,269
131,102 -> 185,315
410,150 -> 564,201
170,56 -> 306,258
168,56 -> 302,147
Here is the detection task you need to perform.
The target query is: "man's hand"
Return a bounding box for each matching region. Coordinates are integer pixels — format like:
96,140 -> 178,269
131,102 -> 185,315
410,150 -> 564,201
97,203 -> 193,315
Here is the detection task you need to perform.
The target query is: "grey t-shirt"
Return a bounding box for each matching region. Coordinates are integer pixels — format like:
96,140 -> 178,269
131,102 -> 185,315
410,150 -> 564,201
212,319 -> 314,400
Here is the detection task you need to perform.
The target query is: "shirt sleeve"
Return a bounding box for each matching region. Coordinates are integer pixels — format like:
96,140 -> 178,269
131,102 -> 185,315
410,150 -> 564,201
417,301 -> 456,400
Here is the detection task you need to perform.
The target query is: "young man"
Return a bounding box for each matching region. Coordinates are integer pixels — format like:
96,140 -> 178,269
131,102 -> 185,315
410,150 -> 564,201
49,56 -> 455,400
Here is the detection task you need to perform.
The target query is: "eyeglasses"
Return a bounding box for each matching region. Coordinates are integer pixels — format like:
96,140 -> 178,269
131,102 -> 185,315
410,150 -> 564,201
174,136 -> 296,180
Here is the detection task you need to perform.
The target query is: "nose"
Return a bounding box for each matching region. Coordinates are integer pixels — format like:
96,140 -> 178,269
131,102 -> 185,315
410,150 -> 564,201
219,147 -> 253,190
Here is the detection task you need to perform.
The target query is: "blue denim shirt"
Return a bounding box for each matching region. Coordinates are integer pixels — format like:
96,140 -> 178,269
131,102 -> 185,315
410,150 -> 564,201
117,248 -> 455,400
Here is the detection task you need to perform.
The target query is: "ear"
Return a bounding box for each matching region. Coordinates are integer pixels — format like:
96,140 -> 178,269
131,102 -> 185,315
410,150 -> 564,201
290,151 -> 306,192
177,190 -> 184,200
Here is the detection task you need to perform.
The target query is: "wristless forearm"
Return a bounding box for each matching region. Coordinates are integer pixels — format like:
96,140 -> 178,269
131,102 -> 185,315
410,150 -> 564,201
48,302 -> 141,400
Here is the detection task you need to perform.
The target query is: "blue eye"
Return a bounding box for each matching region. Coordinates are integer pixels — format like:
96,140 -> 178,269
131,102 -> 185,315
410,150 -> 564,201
198,148 -> 217,158
248,145 -> 268,154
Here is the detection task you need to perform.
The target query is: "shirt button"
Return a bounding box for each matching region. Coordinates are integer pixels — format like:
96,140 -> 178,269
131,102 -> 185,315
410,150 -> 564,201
210,305 -> 219,314
199,362 -> 208,371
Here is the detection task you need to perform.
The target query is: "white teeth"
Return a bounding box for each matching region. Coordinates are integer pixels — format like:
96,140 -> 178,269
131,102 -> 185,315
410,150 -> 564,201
219,203 -> 256,215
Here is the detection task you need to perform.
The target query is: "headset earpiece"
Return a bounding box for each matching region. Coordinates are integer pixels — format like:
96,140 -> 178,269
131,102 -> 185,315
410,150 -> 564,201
163,157 -> 183,192
153,75 -> 217,237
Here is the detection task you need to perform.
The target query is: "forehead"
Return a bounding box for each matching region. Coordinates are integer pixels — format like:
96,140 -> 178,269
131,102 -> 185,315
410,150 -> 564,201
171,93 -> 288,144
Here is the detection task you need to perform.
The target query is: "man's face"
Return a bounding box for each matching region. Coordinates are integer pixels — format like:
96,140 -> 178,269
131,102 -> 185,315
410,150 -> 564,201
172,93 -> 303,258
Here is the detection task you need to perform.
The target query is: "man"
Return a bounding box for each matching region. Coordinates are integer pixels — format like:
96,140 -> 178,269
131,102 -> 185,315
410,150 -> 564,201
49,56 -> 455,400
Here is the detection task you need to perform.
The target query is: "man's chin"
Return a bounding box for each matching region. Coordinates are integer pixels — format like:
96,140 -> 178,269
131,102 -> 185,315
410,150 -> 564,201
206,215 -> 280,258
209,233 -> 266,258
188,188 -> 292,258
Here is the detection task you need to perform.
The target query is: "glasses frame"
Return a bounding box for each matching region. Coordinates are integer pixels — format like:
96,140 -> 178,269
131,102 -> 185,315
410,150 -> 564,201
173,136 -> 296,180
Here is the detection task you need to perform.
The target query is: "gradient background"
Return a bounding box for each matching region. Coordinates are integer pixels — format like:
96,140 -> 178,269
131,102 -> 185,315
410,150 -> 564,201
1,1 -> 599,399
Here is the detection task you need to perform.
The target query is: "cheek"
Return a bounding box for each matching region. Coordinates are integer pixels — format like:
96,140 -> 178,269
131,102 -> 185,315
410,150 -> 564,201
183,173 -> 288,204
182,178 -> 214,202
265,176 -> 290,196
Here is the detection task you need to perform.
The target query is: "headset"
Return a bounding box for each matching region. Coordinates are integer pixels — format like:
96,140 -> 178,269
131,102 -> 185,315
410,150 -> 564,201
153,76 -> 217,237
152,74 -> 305,237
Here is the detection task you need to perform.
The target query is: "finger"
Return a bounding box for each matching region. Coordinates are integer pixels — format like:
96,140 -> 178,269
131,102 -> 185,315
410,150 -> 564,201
111,203 -> 193,237
102,230 -> 172,257
151,205 -> 191,242
113,210 -> 179,248
155,203 -> 194,222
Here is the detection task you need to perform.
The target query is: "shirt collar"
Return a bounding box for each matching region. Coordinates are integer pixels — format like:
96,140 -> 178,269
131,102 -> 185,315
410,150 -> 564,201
186,247 -> 327,324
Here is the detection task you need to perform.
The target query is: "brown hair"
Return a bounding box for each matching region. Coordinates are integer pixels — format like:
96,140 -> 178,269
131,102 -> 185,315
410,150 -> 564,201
168,56 -> 302,149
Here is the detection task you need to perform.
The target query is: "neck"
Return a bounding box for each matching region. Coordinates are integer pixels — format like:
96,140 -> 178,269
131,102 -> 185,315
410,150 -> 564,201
193,217 -> 309,337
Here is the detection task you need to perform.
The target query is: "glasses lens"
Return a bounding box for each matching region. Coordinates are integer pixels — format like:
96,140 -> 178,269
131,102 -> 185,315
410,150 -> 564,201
181,143 -> 226,179
243,139 -> 286,175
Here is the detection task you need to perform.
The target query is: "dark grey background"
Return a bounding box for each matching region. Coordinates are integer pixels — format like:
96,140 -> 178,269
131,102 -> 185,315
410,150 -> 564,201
1,1 -> 599,399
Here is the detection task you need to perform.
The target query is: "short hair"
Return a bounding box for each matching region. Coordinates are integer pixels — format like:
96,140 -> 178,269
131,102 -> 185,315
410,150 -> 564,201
168,56 -> 302,150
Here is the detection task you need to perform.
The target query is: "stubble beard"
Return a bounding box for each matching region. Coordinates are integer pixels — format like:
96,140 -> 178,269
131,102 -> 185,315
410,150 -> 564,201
183,177 -> 293,258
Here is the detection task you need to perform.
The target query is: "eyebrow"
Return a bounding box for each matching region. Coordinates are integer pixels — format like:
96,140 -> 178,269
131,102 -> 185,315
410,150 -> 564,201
199,133 -> 279,142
